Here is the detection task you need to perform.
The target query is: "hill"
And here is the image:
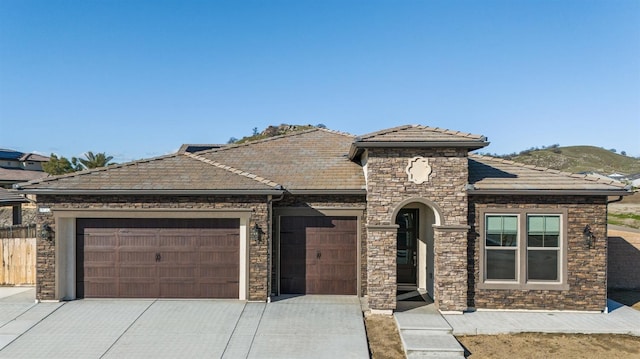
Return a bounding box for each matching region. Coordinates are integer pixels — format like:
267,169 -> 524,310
490,146 -> 640,174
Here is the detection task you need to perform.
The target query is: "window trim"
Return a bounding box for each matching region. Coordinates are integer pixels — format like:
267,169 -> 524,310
478,208 -> 569,291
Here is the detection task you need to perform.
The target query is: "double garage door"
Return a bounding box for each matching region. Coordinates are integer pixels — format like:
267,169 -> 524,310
76,218 -> 239,299
280,216 -> 358,295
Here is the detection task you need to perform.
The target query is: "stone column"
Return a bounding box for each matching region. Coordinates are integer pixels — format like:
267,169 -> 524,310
434,225 -> 469,312
366,224 -> 398,313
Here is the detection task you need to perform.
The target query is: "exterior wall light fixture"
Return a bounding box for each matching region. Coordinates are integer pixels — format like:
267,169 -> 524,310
40,223 -> 54,241
583,224 -> 595,249
251,223 -> 263,243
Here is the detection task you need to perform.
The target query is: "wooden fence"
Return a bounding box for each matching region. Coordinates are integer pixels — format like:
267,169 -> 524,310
0,224 -> 36,285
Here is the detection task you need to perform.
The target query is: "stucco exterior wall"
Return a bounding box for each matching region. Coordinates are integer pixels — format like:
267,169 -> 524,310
468,195 -> 608,311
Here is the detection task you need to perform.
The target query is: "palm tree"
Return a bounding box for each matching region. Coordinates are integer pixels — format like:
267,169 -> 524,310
78,151 -> 114,169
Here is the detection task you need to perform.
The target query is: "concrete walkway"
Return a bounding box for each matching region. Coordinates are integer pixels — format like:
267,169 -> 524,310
395,291 -> 640,358
0,288 -> 369,359
444,299 -> 640,336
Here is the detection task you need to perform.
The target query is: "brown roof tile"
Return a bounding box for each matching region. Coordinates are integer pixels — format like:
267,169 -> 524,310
0,188 -> 28,204
198,128 -> 365,191
469,155 -> 629,193
357,124 -> 487,143
16,154 -> 279,192
0,167 -> 48,183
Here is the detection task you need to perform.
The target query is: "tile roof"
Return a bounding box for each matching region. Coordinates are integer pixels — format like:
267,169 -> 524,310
349,125 -> 489,159
0,167 -> 48,183
357,124 -> 487,143
0,188 -> 28,204
469,155 -> 629,193
196,128 -> 365,192
15,153 -> 280,193
12,125 -> 631,196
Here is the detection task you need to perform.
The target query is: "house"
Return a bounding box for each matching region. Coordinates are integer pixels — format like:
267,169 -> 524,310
177,144 -> 225,154
0,187 -> 29,225
0,149 -> 49,188
13,125 -> 631,313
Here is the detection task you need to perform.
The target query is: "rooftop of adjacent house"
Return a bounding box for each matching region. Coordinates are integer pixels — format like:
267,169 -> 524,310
12,125 -> 632,196
0,187 -> 28,205
0,167 -> 49,184
177,144 -> 225,154
0,149 -> 49,162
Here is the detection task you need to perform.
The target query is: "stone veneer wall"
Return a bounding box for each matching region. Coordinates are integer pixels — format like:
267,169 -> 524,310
468,195 -> 608,311
273,194 -> 367,295
35,195 -> 269,301
365,147 -> 469,311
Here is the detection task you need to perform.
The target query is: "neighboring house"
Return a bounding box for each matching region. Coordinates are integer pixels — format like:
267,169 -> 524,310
177,144 -> 225,154
623,173 -> 640,188
0,187 -> 29,225
0,149 -> 49,188
13,125 -> 631,313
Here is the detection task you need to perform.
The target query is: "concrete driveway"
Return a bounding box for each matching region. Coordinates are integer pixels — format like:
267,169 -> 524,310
0,288 -> 369,359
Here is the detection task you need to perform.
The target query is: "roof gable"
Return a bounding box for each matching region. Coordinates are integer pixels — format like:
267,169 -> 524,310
349,125 -> 489,159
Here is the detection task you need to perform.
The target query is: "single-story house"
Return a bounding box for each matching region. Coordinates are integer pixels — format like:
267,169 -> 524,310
13,125 -> 631,313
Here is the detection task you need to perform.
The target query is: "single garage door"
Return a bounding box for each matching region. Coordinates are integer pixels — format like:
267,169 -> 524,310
76,218 -> 239,299
280,216 -> 357,295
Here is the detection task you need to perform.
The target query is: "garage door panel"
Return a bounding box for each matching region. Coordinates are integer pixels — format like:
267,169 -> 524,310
280,216 -> 357,295
77,218 -> 240,299
84,281 -> 119,298
119,265 -> 156,278
85,265 -> 117,278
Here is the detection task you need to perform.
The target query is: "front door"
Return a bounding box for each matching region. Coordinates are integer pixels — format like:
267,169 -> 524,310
396,209 -> 418,284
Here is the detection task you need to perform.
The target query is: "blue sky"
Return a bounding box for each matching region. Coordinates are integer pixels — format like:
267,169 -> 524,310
1,0 -> 639,163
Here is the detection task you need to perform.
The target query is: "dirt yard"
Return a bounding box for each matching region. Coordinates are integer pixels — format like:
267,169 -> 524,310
364,315 -> 405,359
457,333 -> 640,358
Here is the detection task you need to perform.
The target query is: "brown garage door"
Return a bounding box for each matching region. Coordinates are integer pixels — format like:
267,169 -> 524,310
76,218 -> 239,299
280,216 -> 357,295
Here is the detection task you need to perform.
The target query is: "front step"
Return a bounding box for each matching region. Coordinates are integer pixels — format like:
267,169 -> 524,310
400,330 -> 465,358
395,311 -> 465,359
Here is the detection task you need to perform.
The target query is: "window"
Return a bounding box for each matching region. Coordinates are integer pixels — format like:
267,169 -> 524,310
485,215 -> 518,280
479,209 -> 568,290
527,215 -> 560,281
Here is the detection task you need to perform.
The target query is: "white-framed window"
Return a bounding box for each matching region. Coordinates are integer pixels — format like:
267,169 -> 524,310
479,208 -> 568,290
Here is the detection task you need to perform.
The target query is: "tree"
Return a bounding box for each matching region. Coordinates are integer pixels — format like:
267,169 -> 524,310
42,154 -> 82,175
227,137 -> 238,144
78,151 -> 114,169
621,151 -> 627,156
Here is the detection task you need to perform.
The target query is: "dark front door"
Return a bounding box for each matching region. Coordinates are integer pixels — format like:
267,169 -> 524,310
76,218 -> 240,299
396,209 -> 418,284
280,216 -> 357,295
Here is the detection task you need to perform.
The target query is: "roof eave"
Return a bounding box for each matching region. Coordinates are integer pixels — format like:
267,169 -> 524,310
13,189 -> 285,196
467,189 -> 633,196
349,141 -> 490,160
286,189 -> 367,195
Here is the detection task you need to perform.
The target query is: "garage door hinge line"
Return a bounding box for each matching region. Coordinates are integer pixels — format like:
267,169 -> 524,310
99,299 -> 157,359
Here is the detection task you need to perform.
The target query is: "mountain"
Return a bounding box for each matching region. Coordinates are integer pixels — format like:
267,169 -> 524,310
488,146 -> 640,174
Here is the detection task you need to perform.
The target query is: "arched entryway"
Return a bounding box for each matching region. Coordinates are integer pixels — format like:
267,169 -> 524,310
392,199 -> 443,299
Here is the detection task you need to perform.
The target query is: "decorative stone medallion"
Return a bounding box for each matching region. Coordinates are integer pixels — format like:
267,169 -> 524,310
406,156 -> 432,184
